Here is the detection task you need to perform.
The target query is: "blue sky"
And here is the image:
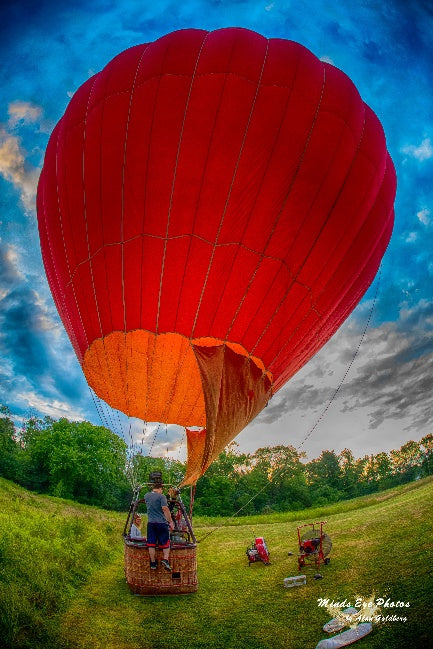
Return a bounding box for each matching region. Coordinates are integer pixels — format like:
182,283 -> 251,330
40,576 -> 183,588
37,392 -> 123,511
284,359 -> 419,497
1,0 -> 432,462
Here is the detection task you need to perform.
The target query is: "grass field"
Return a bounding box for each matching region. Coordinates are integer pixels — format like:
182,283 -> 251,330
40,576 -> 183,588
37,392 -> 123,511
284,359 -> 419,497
1,477 -> 432,649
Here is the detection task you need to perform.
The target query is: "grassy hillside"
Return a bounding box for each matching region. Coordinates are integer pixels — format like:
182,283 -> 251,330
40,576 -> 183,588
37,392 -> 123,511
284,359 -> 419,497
1,477 -> 432,649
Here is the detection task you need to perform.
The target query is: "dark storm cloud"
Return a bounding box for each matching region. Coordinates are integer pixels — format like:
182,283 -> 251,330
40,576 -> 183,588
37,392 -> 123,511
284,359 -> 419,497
343,348 -> 433,433
339,306 -> 433,431
258,382 -> 329,425
0,243 -> 85,409
0,286 -> 50,377
257,300 -> 433,439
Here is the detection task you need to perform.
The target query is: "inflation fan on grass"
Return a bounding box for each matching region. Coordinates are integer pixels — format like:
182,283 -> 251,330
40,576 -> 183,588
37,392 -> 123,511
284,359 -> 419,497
246,537 -> 271,566
297,521 -> 332,572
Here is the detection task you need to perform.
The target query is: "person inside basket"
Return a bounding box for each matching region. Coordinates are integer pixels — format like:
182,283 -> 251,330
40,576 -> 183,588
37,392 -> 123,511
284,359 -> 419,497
144,482 -> 175,571
130,513 -> 145,539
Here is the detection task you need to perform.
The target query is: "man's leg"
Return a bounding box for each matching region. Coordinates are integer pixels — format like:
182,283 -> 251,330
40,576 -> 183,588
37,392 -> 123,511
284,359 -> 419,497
159,524 -> 172,570
147,523 -> 158,567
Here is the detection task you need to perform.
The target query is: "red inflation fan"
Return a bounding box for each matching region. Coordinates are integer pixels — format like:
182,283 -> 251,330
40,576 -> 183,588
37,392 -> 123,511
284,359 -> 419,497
246,537 -> 271,566
297,521 -> 332,572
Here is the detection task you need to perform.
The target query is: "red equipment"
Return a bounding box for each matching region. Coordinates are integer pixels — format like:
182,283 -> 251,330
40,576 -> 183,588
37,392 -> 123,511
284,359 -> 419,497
297,521 -> 332,571
246,537 -> 271,566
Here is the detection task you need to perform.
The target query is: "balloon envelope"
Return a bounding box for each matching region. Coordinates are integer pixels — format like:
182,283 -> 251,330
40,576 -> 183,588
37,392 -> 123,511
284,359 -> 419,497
37,28 -> 396,483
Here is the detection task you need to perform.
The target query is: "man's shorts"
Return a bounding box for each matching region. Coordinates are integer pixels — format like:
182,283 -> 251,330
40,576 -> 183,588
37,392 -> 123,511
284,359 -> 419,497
146,522 -> 170,549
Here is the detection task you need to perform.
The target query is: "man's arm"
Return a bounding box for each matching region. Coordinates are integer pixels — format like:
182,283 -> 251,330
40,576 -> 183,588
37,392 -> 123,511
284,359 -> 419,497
162,505 -> 174,528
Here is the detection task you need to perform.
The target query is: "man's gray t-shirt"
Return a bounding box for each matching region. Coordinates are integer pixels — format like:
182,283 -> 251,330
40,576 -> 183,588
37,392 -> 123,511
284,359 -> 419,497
144,491 -> 169,524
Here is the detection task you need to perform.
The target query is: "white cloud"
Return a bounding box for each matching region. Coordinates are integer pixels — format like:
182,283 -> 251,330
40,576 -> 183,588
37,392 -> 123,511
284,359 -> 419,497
405,232 -> 417,243
16,390 -> 85,421
401,137 -> 433,161
0,126 -> 40,214
1,243 -> 25,283
417,207 -> 431,225
0,100 -> 46,213
320,55 -> 335,65
8,101 -> 43,127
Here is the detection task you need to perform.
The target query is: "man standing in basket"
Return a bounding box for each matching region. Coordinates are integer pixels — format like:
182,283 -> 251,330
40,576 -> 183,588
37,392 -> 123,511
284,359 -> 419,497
144,481 -> 175,571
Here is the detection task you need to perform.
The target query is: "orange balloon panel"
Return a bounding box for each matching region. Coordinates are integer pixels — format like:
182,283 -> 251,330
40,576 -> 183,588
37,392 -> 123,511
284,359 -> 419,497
37,28 -> 396,482
83,331 -> 271,426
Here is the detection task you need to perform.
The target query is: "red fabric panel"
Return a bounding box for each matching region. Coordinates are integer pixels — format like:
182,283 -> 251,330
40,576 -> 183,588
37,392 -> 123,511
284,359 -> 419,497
182,344 -> 272,484
37,27 -> 396,408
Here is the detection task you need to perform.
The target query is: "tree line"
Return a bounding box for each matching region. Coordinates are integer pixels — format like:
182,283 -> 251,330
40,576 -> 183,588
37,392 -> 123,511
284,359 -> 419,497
1,404 -> 432,514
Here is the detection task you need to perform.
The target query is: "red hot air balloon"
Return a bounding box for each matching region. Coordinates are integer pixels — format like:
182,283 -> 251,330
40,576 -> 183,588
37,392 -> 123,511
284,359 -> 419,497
37,28 -> 396,485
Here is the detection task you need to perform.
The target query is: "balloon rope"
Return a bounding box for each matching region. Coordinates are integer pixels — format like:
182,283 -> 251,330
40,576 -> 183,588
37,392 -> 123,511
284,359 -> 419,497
196,268 -> 381,543
296,267 -> 381,451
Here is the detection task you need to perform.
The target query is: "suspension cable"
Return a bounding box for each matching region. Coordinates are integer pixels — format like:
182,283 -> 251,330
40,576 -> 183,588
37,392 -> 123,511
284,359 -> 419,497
196,268 -> 381,543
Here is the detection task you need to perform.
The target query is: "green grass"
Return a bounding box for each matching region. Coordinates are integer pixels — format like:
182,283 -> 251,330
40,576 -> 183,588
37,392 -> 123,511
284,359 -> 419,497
0,478 -> 124,648
1,477 -> 432,649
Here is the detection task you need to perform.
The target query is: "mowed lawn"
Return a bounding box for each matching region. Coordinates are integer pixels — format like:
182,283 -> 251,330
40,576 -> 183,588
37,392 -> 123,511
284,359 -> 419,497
54,478 -> 433,649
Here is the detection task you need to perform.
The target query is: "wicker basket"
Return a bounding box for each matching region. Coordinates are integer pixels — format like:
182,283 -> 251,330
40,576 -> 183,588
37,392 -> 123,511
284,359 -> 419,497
124,540 -> 198,595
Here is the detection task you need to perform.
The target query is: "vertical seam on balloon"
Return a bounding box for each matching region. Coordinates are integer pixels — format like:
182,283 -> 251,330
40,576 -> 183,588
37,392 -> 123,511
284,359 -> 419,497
220,45 -> 303,344
190,36 -> 270,339
261,102 -> 387,374
173,36 -> 234,334
249,65 -> 368,358
81,75 -> 129,431
80,74 -> 129,427
94,64 -> 128,436
246,104 -> 357,358
268,129 -> 392,384
139,72 -> 163,333
54,120 -> 91,360
166,338 -> 202,425
155,32 -> 210,335
92,65 -> 126,435
233,62 -> 326,358
52,109 -> 119,436
159,336 -> 196,424
136,41 -> 174,424
98,75 -> 115,336
119,46 -> 152,421
53,105 -> 121,435
178,362 -> 207,426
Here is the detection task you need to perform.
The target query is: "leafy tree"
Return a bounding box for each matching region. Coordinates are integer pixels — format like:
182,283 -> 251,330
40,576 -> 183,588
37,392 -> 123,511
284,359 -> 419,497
420,434 -> 433,476
251,445 -> 309,511
193,443 -> 249,515
230,466 -> 269,515
306,450 -> 344,502
130,454 -> 186,488
338,448 -> 360,498
193,473 -> 237,516
360,452 -> 393,492
390,441 -> 423,483
22,418 -> 129,509
372,452 -> 393,489
0,405 -> 19,480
